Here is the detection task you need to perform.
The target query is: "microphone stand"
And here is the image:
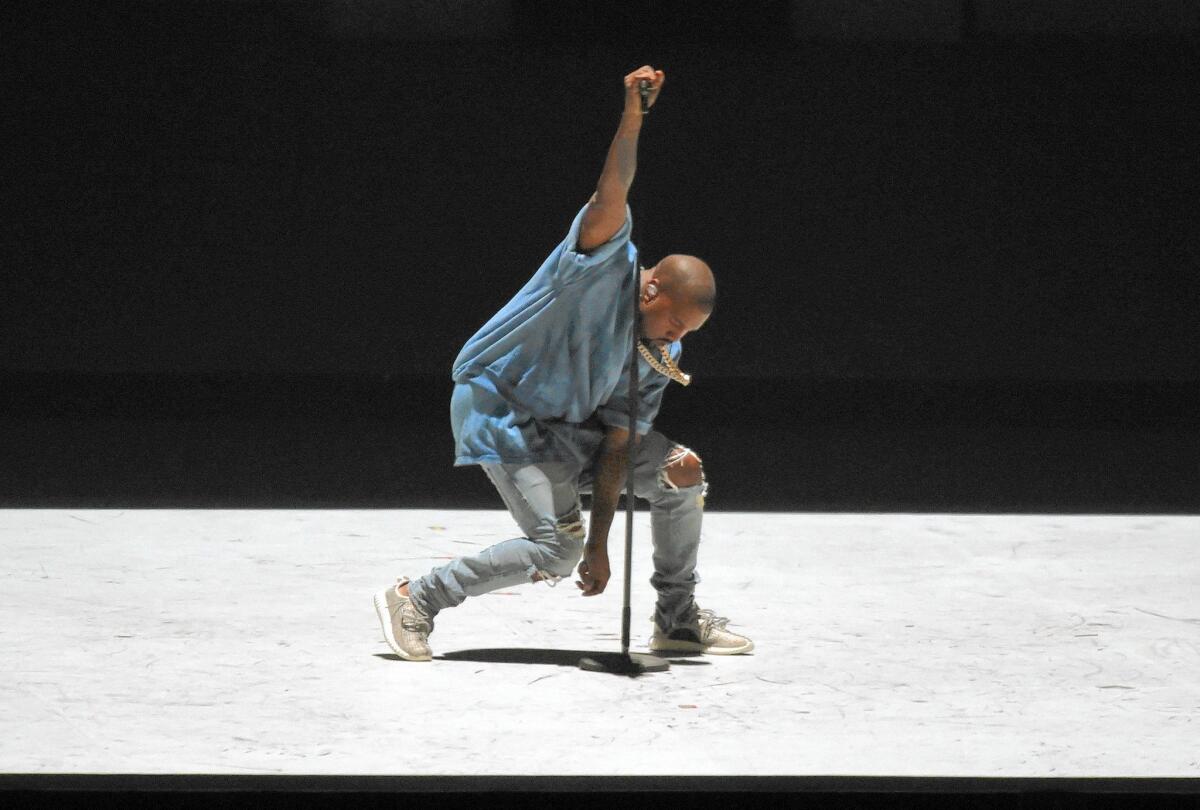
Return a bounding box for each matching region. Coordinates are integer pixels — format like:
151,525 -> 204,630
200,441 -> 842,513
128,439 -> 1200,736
579,79 -> 670,676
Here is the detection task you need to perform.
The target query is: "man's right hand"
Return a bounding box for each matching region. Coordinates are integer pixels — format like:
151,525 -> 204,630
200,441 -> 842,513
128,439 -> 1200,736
576,544 -> 611,596
623,65 -> 664,116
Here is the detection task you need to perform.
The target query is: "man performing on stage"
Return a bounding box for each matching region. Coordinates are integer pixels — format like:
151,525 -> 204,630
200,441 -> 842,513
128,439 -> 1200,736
375,65 -> 752,661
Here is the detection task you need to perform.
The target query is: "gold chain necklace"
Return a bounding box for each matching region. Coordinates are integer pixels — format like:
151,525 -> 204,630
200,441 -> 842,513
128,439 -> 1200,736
638,341 -> 691,386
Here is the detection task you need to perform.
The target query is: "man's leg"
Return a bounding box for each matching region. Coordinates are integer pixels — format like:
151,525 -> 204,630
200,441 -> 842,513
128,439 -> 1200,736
578,432 -> 701,624
634,432 -> 707,632
580,431 -> 752,654
406,461 -> 586,617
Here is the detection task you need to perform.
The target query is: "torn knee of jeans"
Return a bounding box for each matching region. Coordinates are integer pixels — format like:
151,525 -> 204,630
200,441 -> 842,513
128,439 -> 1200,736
554,509 -> 585,542
659,467 -> 708,510
657,446 -> 708,502
529,512 -> 585,586
530,568 -> 564,587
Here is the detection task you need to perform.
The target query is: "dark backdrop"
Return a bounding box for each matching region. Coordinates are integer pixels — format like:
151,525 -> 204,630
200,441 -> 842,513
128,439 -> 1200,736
3,1 -> 1198,511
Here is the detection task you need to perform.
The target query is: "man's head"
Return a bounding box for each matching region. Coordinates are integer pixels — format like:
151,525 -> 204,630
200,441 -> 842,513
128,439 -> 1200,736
639,254 -> 715,347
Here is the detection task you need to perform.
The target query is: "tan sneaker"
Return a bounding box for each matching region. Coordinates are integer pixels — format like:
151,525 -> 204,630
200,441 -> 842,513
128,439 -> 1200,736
374,577 -> 434,661
649,607 -> 754,655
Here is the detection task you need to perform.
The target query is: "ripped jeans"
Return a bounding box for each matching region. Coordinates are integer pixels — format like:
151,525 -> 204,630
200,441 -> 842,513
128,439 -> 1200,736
407,430 -> 708,632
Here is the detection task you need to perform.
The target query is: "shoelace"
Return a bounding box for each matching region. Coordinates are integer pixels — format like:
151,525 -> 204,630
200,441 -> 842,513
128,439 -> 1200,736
401,609 -> 432,634
396,580 -> 433,633
651,607 -> 732,637
696,608 -> 730,637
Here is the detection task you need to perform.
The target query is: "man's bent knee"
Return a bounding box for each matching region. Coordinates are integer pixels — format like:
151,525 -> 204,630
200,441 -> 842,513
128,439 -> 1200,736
657,445 -> 707,509
662,446 -> 704,489
530,511 -> 586,584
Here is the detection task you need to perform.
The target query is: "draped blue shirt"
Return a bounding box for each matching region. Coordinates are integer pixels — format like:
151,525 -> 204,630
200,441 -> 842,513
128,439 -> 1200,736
449,203 -> 681,466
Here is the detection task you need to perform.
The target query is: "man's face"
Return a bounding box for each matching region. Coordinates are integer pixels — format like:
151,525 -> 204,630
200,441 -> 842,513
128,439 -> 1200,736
639,292 -> 710,348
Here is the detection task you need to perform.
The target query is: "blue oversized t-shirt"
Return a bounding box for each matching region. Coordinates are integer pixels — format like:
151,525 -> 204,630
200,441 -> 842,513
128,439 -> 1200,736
449,202 -> 682,466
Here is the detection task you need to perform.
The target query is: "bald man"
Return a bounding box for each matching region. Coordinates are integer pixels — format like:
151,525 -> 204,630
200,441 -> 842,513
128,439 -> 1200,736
375,66 -> 753,661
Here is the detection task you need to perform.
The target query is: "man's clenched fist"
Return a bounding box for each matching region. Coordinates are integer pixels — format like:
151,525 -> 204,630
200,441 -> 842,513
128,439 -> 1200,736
576,544 -> 612,596
623,65 -> 665,114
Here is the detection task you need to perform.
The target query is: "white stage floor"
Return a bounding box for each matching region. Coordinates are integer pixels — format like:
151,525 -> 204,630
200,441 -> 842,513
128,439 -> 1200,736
1,508 -> 1197,777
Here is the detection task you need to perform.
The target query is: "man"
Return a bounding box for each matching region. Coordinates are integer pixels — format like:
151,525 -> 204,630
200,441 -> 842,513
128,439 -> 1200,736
374,65 -> 752,661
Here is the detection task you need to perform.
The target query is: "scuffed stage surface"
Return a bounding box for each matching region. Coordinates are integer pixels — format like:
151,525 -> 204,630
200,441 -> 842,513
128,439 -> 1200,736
1,509 -> 1197,777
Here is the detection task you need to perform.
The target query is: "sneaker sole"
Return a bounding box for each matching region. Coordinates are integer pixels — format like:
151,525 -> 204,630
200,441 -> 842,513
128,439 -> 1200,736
650,638 -> 755,656
373,590 -> 432,662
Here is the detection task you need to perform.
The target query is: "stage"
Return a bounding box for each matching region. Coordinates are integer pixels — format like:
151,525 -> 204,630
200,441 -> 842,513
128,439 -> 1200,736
2,508 -> 1196,777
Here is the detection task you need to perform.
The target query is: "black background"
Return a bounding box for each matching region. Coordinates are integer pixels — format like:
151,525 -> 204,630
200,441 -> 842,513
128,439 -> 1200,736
3,1 -> 1198,511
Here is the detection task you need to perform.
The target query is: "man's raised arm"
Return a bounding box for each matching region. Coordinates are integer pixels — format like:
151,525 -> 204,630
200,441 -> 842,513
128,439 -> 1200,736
576,65 -> 665,254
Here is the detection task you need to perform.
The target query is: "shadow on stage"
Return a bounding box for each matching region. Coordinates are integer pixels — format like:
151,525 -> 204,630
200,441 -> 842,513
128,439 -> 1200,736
374,649 -> 712,667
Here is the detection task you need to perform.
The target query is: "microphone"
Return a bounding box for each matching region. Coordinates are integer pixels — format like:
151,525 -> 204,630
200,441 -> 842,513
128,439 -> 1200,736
638,79 -> 651,114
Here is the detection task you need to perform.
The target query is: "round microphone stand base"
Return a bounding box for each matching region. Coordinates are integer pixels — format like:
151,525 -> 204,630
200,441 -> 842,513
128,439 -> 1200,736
578,651 -> 670,675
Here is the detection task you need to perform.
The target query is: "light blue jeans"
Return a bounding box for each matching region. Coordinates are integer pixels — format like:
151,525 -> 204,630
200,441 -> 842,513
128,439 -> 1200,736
408,430 -> 707,632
